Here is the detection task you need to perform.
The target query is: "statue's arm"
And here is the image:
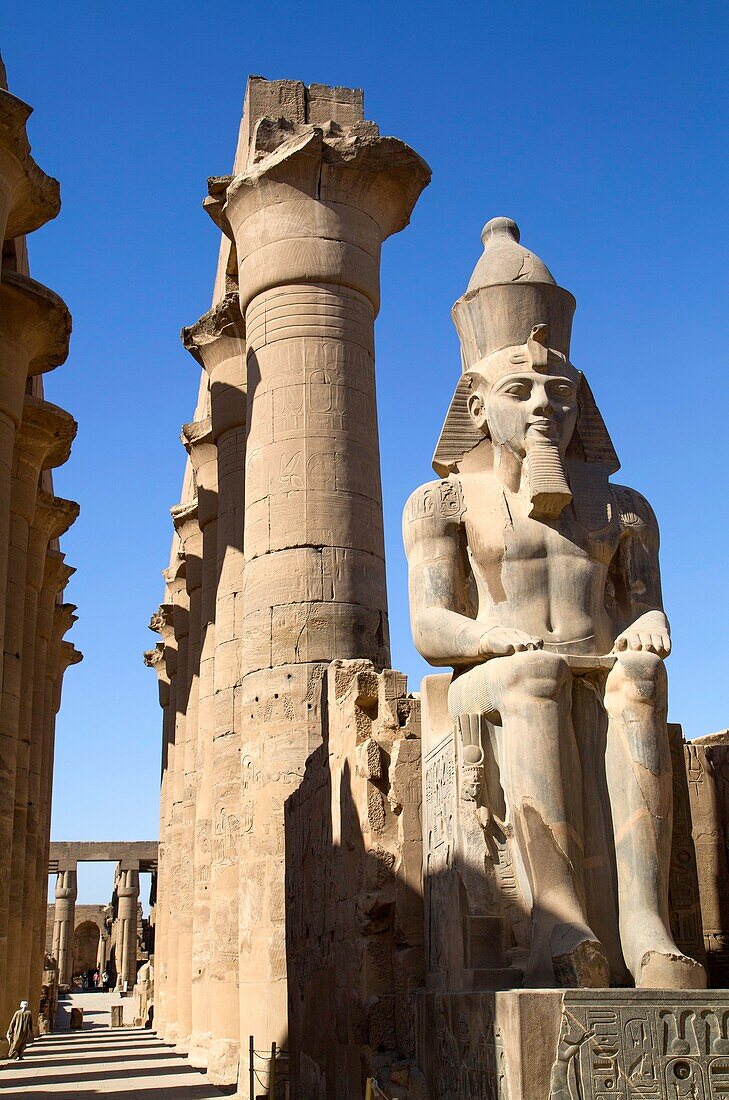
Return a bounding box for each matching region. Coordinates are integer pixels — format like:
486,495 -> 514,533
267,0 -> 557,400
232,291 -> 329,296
402,480 -> 485,666
610,485 -> 671,656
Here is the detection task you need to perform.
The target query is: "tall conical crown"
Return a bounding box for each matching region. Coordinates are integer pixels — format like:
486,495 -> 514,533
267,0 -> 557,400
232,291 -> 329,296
452,217 -> 576,366
433,218 -> 620,477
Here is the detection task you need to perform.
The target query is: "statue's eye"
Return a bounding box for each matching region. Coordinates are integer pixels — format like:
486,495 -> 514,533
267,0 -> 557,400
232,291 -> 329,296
503,383 -> 530,399
552,384 -> 574,400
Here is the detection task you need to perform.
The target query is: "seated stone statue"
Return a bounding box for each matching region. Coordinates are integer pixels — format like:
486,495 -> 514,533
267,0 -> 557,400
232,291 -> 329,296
404,217 -> 706,991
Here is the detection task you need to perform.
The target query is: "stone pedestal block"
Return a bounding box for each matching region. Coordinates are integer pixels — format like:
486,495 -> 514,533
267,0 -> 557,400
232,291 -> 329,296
416,988 -> 729,1100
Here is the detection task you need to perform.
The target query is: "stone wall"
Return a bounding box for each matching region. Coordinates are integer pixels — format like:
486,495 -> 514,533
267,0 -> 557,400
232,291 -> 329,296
285,661 -> 424,1098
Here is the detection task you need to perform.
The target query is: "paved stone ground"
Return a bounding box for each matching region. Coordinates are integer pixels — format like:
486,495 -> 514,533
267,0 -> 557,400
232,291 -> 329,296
0,994 -> 228,1097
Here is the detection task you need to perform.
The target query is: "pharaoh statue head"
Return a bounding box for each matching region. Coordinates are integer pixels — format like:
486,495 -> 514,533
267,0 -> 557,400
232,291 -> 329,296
433,217 -> 619,519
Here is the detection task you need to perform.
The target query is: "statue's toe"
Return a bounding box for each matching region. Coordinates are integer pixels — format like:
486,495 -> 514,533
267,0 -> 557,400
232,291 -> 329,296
637,950 -> 707,990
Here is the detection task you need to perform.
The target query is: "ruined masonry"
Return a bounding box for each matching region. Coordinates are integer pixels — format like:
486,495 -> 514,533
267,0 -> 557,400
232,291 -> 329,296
0,56 -> 80,1050
148,75 -> 729,1099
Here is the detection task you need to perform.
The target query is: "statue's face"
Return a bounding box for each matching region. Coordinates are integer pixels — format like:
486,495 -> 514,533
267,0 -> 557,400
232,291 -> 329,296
469,368 -> 578,459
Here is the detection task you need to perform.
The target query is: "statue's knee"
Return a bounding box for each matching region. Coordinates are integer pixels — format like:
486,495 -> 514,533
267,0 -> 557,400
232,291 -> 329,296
500,650 -> 570,702
608,650 -> 666,706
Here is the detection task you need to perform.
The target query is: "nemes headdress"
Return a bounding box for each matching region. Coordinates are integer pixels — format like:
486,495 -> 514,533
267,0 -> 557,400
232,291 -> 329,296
433,217 -> 619,477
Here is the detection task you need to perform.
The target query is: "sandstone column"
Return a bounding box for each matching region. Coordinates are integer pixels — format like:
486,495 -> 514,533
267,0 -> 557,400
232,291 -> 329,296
115,865 -> 140,991
27,561 -> 75,1008
182,296 -> 246,1084
170,500 -> 201,1052
146,605 -> 176,1038
52,864 -> 77,988
162,554 -> 188,1045
0,275 -> 70,1002
5,400 -> 76,1011
0,81 -> 60,257
32,606 -> 80,1002
182,418 -> 217,1068
686,732 -> 729,986
209,79 -> 429,1072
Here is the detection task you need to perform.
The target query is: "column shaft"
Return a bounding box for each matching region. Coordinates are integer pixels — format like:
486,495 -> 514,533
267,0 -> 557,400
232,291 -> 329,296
52,867 -> 77,987
183,297 -> 246,1086
217,94 -> 428,1074
26,565 -> 74,1010
116,867 -> 140,990
184,421 -> 217,1069
172,502 -> 202,1052
163,563 -> 189,1044
0,274 -> 69,1007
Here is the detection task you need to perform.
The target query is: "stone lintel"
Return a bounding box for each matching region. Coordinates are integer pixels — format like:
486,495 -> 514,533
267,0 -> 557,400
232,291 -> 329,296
49,841 -> 158,873
0,270 -> 70,376
0,87 -> 61,238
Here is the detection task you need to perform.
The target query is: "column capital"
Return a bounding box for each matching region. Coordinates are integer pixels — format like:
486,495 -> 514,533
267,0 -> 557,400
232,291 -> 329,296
42,550 -> 75,604
34,489 -> 80,544
181,294 -> 245,373
181,419 -> 217,528
144,642 -> 168,681
181,418 -> 215,474
0,86 -> 61,239
51,603 -> 77,649
149,603 -> 175,643
0,271 -> 70,373
171,499 -> 202,592
182,297 -> 246,440
58,639 -> 82,676
15,394 -> 77,473
211,118 -> 430,315
54,865 -> 77,898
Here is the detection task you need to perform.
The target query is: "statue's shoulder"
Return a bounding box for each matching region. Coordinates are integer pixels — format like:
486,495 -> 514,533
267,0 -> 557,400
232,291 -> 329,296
403,476 -> 466,532
611,483 -> 659,534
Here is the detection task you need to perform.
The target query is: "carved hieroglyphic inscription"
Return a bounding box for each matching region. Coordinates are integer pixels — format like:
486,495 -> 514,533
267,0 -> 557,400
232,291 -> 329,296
423,733 -> 456,973
551,991 -> 729,1100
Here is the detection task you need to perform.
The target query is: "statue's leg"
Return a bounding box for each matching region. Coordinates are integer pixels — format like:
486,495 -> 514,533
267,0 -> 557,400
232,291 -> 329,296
451,651 -> 610,988
603,651 -> 706,989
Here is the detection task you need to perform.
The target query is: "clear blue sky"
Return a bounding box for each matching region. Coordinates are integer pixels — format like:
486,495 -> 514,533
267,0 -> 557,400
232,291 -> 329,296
5,1 -> 727,903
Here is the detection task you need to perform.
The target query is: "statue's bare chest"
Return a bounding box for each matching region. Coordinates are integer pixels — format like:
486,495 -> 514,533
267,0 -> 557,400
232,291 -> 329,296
459,475 -> 621,572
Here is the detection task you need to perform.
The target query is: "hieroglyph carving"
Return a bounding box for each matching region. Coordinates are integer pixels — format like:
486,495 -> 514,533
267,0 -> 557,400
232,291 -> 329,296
550,991 -> 729,1099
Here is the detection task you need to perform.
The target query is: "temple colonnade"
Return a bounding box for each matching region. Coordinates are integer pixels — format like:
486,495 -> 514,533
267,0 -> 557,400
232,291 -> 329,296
0,59 -> 80,1045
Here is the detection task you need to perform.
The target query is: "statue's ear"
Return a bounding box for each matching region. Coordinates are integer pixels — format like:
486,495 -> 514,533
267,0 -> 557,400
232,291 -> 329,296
567,374 -> 620,474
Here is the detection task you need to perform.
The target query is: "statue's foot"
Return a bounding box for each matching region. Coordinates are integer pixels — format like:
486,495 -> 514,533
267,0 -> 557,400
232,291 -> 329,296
551,923 -> 611,988
637,950 -> 707,990
553,938 -> 611,988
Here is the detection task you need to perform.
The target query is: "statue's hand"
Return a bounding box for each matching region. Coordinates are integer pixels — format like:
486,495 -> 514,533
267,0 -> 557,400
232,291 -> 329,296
479,626 -> 543,657
614,611 -> 671,658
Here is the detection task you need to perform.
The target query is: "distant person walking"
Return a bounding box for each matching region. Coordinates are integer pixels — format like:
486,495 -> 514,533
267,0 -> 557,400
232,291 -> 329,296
93,969 -> 100,989
6,1001 -> 33,1060
101,969 -> 109,992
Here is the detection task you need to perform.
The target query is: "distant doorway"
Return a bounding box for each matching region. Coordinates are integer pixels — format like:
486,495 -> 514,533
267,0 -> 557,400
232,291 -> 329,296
73,920 -> 100,978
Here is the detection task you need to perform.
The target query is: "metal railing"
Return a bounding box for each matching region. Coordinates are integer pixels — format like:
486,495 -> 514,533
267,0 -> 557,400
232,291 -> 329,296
248,1035 -> 289,1099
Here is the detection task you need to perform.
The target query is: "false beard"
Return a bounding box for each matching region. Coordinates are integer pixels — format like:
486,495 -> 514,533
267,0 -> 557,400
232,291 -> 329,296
521,438 -> 572,519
